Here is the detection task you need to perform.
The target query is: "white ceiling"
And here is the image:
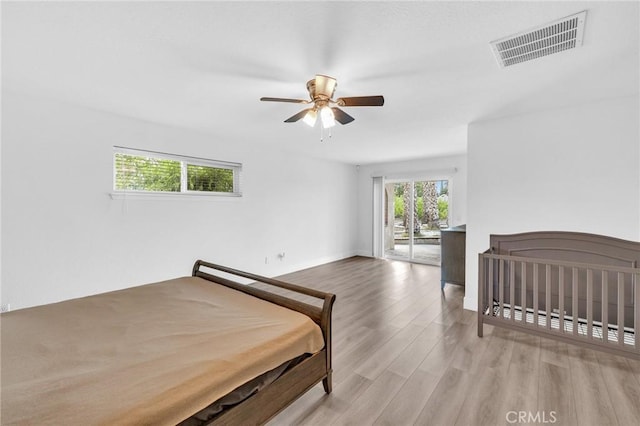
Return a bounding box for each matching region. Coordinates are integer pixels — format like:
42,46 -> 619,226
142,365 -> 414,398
2,1 -> 638,165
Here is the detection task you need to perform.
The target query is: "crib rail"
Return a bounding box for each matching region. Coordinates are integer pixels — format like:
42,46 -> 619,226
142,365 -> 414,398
478,251 -> 640,360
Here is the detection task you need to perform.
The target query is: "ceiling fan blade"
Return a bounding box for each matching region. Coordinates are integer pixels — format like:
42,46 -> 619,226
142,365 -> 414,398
284,108 -> 312,123
260,97 -> 309,104
331,107 -> 355,125
336,96 -> 385,107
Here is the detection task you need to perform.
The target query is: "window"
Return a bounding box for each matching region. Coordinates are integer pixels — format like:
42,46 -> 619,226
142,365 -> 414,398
113,147 -> 241,196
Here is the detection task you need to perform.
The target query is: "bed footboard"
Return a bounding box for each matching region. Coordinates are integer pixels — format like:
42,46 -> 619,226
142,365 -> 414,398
191,260 -> 336,425
477,232 -> 639,360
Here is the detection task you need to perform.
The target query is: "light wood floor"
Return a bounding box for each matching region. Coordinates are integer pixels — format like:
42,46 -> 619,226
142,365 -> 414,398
265,256 -> 640,426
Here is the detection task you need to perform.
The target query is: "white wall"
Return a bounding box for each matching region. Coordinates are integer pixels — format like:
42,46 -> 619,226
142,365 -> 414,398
465,96 -> 640,311
356,155 -> 468,256
1,92 -> 359,309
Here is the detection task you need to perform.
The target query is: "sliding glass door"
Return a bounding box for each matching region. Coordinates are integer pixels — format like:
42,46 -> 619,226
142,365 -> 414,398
383,179 -> 449,265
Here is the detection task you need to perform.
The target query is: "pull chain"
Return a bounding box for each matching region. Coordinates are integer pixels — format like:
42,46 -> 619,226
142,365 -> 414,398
319,126 -> 332,142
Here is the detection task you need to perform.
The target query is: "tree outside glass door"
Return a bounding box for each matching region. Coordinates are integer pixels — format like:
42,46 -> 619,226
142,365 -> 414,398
383,179 -> 449,264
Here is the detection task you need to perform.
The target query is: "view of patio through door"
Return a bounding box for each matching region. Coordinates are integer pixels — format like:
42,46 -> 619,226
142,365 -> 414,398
383,179 -> 449,265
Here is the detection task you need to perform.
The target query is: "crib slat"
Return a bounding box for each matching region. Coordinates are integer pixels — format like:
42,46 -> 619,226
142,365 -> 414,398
488,257 -> 493,317
510,261 -> 515,322
521,262 -> 527,325
618,272 -> 624,346
499,259 -> 504,319
572,268 -> 578,337
635,271 -> 639,350
587,269 -> 593,340
546,264 -> 551,330
559,266 -> 565,333
533,263 -> 539,327
602,271 -> 608,344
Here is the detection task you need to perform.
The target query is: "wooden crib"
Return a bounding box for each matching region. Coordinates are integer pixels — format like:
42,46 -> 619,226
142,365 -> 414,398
477,231 -> 639,360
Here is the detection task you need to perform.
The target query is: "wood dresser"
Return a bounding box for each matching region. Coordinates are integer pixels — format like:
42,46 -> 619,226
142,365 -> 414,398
440,224 -> 466,289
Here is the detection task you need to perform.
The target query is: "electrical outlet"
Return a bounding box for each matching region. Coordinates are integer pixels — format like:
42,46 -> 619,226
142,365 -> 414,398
1,303 -> 11,313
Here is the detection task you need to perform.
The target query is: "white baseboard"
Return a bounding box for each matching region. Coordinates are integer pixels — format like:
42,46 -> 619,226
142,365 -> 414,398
268,251 -> 360,278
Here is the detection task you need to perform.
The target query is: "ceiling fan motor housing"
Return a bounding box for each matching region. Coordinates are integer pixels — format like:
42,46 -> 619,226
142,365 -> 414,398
307,75 -> 337,102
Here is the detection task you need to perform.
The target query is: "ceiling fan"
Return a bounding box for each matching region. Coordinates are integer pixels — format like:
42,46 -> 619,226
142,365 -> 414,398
260,75 -> 384,128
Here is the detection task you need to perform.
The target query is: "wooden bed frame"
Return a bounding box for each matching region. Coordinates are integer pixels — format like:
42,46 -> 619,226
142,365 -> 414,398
478,232 -> 639,360
189,260 -> 336,425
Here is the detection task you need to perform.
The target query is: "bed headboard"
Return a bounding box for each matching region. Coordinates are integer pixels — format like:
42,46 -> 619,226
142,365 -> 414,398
490,231 -> 639,269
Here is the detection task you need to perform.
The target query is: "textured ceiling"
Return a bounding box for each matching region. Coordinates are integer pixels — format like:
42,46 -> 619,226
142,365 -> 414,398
2,1 -> 639,164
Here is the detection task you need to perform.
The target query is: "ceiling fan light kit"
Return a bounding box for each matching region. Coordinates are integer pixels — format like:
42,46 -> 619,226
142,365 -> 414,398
302,109 -> 318,127
260,75 -> 384,133
319,106 -> 336,128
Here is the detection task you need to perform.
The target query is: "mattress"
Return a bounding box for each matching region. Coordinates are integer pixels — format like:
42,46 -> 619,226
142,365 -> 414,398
1,276 -> 325,425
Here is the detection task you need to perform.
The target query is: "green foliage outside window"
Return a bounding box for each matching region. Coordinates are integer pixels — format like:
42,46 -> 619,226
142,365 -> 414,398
115,153 -> 235,193
394,189 -> 449,220
187,165 -> 233,192
115,154 -> 181,192
438,198 -> 448,221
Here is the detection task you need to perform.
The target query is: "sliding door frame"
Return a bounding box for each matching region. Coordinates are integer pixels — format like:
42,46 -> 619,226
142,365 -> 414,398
374,170 -> 456,265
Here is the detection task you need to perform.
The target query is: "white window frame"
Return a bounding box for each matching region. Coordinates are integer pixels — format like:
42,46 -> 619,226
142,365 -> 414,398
111,146 -> 242,198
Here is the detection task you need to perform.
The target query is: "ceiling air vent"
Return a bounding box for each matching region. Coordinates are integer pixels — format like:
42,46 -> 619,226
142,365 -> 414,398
490,10 -> 587,67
